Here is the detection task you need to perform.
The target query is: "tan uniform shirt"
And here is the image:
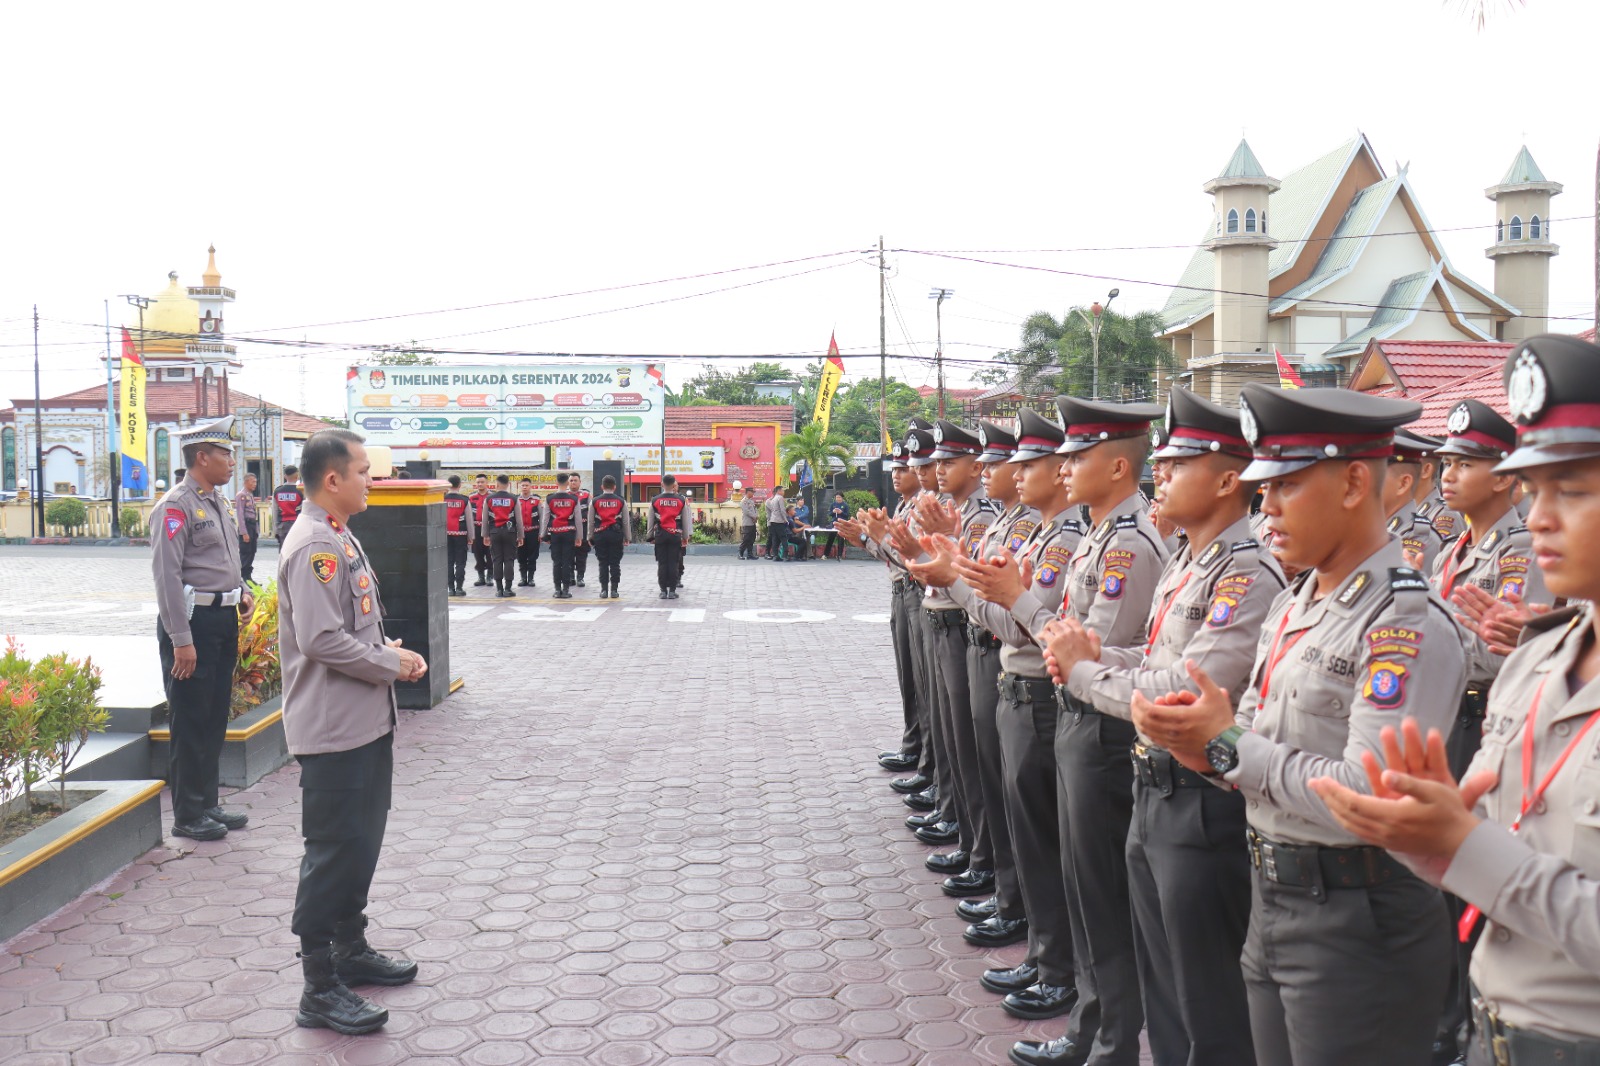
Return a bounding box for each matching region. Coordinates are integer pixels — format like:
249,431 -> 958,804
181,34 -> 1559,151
1444,606 -> 1600,1041
950,509 -> 1086,678
1430,506 -> 1552,685
924,490 -> 999,611
278,499 -> 402,756
1387,500 -> 1444,575
740,496 -> 759,528
1068,515 -> 1285,733
1227,540 -> 1466,846
149,476 -> 242,647
1419,490 -> 1458,542
1052,492 -> 1171,650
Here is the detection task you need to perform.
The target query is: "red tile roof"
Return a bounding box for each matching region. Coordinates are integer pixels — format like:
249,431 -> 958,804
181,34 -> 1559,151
1351,339 -> 1512,396
666,405 -> 793,437
3,379 -> 329,436
1406,365 -> 1507,435
916,386 -> 987,401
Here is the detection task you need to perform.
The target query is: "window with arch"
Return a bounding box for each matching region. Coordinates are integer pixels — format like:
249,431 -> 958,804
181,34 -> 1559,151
1226,208 -> 1239,234
1530,215 -> 1542,240
154,428 -> 170,488
1509,215 -> 1523,241
1497,219 -> 1504,243
1244,208 -> 1257,233
1,425 -> 15,491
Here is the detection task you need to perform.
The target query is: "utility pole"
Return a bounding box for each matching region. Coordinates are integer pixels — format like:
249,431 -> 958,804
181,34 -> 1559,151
928,288 -> 954,419
32,306 -> 45,538
878,237 -> 888,502
104,300 -> 120,536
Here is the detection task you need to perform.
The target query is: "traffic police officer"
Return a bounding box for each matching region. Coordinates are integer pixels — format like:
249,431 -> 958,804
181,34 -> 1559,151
236,472 -> 260,585
150,415 -> 252,842
1042,387 -> 1285,1066
1135,383 -> 1465,1066
279,428 -> 427,1036
588,474 -> 630,598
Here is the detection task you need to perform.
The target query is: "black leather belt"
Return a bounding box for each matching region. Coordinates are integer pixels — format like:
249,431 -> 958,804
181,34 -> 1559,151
1461,687 -> 1489,720
1472,993 -> 1600,1065
1246,828 -> 1408,900
1055,689 -> 1103,721
998,672 -> 1054,704
1131,741 -> 1210,793
965,624 -> 1002,652
925,608 -> 967,630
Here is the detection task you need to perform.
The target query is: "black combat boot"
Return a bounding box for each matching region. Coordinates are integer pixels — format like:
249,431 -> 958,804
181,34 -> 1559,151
332,917 -> 418,987
296,946 -> 388,1035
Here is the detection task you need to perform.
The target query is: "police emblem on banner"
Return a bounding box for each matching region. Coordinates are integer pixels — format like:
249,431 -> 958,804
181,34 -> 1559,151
1363,661 -> 1408,708
311,553 -> 338,584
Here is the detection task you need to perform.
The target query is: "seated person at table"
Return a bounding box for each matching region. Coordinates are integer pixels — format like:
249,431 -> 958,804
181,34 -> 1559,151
786,504 -> 812,560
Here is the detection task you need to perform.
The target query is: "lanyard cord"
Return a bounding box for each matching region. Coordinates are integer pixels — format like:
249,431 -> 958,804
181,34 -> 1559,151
1145,572 -> 1194,655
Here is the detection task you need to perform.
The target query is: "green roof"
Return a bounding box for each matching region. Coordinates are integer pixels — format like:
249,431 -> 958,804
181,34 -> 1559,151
1218,139 -> 1268,180
1499,145 -> 1547,185
1323,268 -> 1438,358
1270,176 -> 1400,312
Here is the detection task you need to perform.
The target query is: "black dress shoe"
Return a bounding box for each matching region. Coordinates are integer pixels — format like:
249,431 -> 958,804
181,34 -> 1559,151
878,751 -> 919,772
941,868 -> 995,897
914,820 -> 960,845
902,789 -> 938,812
575,580 -> 586,587
889,773 -> 931,795
171,816 -> 228,841
1002,982 -> 1079,1021
956,896 -> 998,923
964,915 -> 1029,948
203,807 -> 248,830
923,849 -> 969,873
905,809 -> 945,830
1009,1036 -> 1084,1066
980,961 -> 1039,995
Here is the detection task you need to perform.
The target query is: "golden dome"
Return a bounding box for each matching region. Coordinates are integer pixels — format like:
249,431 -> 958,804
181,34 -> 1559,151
137,271 -> 199,353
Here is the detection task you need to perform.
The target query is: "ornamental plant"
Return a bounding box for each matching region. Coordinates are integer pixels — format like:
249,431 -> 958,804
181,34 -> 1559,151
44,497 -> 88,536
30,651 -> 107,809
232,581 -> 281,719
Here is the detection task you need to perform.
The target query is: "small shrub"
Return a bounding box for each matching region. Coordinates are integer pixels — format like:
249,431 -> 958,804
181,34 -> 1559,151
232,582 -> 281,718
119,507 -> 141,535
844,490 -> 880,516
45,498 -> 89,536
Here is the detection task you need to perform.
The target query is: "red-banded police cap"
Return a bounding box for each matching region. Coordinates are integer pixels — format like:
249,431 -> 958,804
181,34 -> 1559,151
1497,334 -> 1600,472
1238,383 -> 1422,481
1054,397 -> 1163,455
1009,408 -> 1067,464
929,420 -> 983,460
1152,387 -> 1251,460
1434,399 -> 1515,461
976,421 -> 1018,464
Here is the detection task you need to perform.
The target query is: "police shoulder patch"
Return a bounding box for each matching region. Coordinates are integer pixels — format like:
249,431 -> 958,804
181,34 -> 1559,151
163,508 -> 186,540
1206,573 -> 1255,629
1363,660 -> 1410,709
311,552 -> 338,584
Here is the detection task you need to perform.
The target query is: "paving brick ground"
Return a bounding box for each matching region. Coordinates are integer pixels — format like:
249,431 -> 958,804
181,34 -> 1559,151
0,547 -> 1144,1064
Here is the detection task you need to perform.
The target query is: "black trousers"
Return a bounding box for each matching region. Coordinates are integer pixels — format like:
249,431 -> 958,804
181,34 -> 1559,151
739,525 -> 757,558
998,680 -> 1074,986
575,539 -> 590,580
447,535 -> 469,588
593,529 -> 624,587
888,581 -> 923,761
823,531 -> 844,558
489,529 -> 517,588
472,536 -> 491,578
968,642 -> 1022,919
766,525 -> 786,560
654,532 -> 683,589
157,604 -> 239,825
277,518 -> 295,545
292,731 -> 395,946
239,522 -> 258,584
928,617 -> 983,862
548,532 -> 576,589
517,536 -> 540,580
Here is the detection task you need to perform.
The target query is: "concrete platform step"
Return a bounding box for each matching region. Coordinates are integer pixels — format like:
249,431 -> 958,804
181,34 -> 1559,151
63,731 -> 151,783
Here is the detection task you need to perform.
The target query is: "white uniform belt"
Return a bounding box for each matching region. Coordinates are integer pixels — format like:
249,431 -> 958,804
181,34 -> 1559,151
192,588 -> 243,607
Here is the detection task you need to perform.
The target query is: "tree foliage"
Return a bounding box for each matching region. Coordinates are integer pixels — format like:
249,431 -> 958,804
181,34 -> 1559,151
375,346 -> 438,367
777,421 -> 856,515
1008,306 -> 1175,402
674,362 -> 794,407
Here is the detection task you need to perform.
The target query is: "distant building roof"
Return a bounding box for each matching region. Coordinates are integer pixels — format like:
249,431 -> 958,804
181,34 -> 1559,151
2,379 -> 329,436
1217,138 -> 1270,180
665,405 -> 794,437
1406,364 -> 1509,435
1349,339 -> 1513,396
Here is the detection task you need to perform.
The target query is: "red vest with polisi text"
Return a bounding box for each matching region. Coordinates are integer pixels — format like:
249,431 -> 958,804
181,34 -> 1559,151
486,490 -> 516,530
445,492 -> 469,535
593,493 -> 626,530
652,493 -> 686,535
546,492 -> 579,534
274,485 -> 303,523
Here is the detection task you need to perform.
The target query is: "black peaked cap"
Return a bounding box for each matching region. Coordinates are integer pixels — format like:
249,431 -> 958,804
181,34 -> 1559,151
930,419 -> 983,460
1434,398 -> 1515,460
1010,408 -> 1067,463
1054,397 -> 1165,455
1238,383 -> 1422,481
1154,386 -> 1250,459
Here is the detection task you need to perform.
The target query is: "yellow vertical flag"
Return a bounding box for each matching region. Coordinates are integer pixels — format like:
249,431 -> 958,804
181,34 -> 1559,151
813,332 -> 844,434
118,328 -> 149,493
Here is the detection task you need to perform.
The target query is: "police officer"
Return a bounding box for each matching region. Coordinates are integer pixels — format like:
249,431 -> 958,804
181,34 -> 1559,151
738,485 -> 759,560
1135,383 -> 1465,1066
1386,429 -> 1447,574
150,416 -> 253,843
483,475 -> 523,598
1312,333 -> 1600,1066
274,465 -> 304,545
468,475 -> 492,587
279,428 -> 427,1036
571,473 -> 593,587
911,409 -> 1084,1031
588,474 -> 630,598
543,472 -> 582,599
1414,437 -> 1458,542
646,474 -> 691,599
236,472 -> 260,585
515,478 -> 542,588
1041,388 -> 1285,1066
442,475 -> 474,597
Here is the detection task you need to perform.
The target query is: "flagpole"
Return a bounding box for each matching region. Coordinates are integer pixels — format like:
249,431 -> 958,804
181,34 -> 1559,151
105,299 -> 120,536
878,236 -> 888,503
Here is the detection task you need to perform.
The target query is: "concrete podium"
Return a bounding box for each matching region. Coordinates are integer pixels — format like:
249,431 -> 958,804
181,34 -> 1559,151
348,479 -> 451,709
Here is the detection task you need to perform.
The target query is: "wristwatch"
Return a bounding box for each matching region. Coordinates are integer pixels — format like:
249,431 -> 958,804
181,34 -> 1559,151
859,531 -> 869,544
1205,725 -> 1246,776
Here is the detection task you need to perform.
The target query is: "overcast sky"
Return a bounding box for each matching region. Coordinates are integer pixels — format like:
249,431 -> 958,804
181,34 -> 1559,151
1,0 -> 1594,419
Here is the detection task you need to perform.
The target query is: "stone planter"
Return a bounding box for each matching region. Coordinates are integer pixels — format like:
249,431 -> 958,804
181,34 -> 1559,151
149,694 -> 290,788
0,780 -> 164,944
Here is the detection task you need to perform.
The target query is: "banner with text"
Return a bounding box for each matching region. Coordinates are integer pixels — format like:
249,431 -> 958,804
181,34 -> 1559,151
567,442 -> 725,481
118,328 -> 149,494
713,422 -> 781,497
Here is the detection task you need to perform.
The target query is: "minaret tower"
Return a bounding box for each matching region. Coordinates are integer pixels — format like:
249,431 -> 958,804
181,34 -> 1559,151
1486,147 -> 1560,343
1204,139 -> 1279,361
186,245 -> 239,414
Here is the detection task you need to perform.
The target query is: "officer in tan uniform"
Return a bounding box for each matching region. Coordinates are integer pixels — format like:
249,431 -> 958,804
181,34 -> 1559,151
1135,383 -> 1465,1066
1387,428 -> 1447,574
1312,333 -> 1600,1066
909,408 -> 1084,1034
149,416 -> 253,842
279,429 -> 428,1036
1041,387 -> 1285,1066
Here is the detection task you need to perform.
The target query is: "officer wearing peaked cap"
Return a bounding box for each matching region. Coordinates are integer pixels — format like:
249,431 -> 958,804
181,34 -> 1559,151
1310,334 -> 1600,1065
1407,427 -> 1458,542
149,416 -> 253,842
1133,382 -> 1464,1066
869,440 -> 932,775
1385,428 -> 1447,574
1042,386 -> 1283,1066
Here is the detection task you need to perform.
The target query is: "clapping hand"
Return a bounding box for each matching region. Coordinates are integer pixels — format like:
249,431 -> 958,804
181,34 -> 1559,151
1451,585 -> 1548,656
951,549 -> 1032,609
1040,617 -> 1101,684
887,518 -> 922,560
905,534 -> 962,588
915,495 -> 960,538
1129,660 -> 1234,774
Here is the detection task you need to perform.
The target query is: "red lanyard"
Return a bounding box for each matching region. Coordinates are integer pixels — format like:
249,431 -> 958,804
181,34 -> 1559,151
1459,676 -> 1600,941
1144,572 -> 1193,655
1438,533 -> 1473,595
1257,609 -> 1306,702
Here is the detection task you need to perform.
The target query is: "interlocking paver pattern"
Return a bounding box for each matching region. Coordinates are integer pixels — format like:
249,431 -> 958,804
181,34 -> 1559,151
0,546 -> 1151,1064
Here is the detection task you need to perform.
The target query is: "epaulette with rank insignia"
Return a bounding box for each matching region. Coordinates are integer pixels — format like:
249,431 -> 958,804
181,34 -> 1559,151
1062,518 -> 1085,535
1196,540 -> 1226,567
976,498 -> 1003,514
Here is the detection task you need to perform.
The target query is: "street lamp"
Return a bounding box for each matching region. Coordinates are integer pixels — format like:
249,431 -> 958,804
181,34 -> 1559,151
1073,288 -> 1120,400
928,288 -> 954,418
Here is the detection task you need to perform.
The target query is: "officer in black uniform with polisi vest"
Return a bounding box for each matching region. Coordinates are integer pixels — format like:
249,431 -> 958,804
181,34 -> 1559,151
588,474 -> 630,598
515,478 -> 542,588
646,474 -> 691,598
443,475 -> 474,597
543,472 -> 581,599
482,474 -> 524,598
1132,382 -> 1465,1066
571,473 -> 593,587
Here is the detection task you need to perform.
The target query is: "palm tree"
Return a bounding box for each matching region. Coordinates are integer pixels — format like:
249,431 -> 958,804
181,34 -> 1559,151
778,421 -> 856,524
1012,306 -> 1176,401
